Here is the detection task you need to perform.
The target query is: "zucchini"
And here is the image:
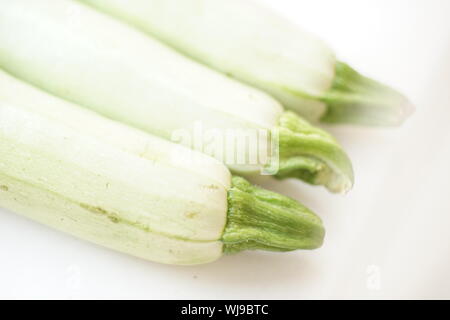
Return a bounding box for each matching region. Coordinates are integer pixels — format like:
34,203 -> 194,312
0,0 -> 353,193
0,70 -> 324,265
78,0 -> 413,126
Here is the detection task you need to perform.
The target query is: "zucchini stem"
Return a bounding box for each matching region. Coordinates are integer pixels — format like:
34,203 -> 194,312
273,112 -> 354,193
321,62 -> 414,126
222,176 -> 325,254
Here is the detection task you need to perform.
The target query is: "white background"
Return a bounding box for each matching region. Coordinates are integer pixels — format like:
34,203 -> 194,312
1,0 -> 450,299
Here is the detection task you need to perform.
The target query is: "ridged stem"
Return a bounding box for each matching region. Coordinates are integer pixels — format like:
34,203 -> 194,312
222,176 -> 325,254
273,112 -> 354,193
321,62 -> 414,126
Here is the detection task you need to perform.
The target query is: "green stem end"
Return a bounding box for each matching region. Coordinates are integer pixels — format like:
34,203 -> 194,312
222,176 -> 325,254
273,112 -> 354,193
321,62 -> 414,126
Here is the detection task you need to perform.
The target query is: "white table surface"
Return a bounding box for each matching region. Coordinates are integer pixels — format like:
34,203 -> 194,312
1,0 -> 449,299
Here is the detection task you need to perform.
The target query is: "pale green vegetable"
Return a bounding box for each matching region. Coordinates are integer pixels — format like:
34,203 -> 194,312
78,0 -> 413,126
0,0 -> 353,193
0,71 -> 325,265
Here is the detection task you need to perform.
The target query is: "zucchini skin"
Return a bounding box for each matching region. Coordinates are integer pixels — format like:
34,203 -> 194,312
0,103 -> 227,265
78,0 -> 412,126
0,74 -> 325,264
0,68 -> 231,190
0,0 -> 354,193
78,0 -> 333,122
0,172 -> 223,266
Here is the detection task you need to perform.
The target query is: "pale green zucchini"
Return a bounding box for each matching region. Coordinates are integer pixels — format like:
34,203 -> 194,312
0,0 -> 353,193
78,0 -> 413,126
0,71 -> 325,265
